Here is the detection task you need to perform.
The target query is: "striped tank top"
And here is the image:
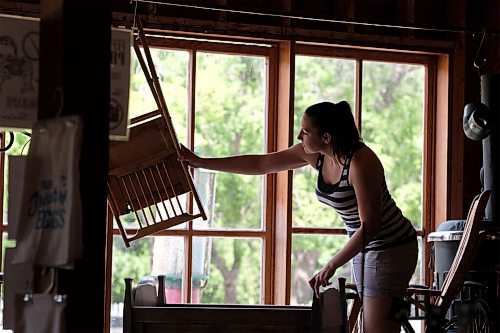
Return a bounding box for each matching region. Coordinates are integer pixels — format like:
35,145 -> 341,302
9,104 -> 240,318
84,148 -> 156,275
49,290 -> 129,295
315,152 -> 416,252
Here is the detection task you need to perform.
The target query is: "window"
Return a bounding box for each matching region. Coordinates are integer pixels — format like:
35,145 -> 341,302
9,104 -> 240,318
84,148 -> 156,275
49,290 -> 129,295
109,37 -> 273,331
0,33 -> 434,332
290,44 -> 430,305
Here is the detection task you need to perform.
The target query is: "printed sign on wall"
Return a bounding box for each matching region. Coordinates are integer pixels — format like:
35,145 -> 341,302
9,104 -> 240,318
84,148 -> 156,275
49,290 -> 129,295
110,28 -> 131,141
0,15 -> 131,140
0,14 -> 39,130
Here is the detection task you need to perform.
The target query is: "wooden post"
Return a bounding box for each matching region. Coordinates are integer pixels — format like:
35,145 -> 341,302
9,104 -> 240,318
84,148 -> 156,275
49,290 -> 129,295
39,0 -> 111,331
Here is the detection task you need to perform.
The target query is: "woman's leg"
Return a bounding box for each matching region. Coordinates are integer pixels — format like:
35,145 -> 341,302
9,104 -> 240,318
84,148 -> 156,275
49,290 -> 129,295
362,296 -> 401,333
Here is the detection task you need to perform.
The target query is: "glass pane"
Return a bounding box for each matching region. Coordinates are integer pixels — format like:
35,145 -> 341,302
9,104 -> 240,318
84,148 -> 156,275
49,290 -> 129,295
192,169 -> 217,229
3,132 -> 31,227
129,48 -> 189,145
291,234 -> 350,305
293,55 -> 356,228
197,237 -> 262,304
361,61 -> 424,230
411,237 -> 424,286
111,236 -> 154,331
151,236 -> 185,304
195,52 -> 266,230
190,236 -> 211,303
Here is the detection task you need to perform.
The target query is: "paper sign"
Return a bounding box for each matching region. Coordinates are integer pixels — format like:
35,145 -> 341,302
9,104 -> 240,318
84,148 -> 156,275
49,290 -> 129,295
110,28 -> 131,141
0,14 -> 131,140
0,14 -> 39,129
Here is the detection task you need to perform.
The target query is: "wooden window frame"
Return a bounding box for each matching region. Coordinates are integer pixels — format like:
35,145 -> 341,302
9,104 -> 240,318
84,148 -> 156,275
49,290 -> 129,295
103,33 -> 450,312
272,41 -> 447,303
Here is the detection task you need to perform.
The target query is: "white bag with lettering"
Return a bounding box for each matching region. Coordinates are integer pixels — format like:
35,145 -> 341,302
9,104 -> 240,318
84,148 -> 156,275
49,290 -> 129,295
12,115 -> 83,267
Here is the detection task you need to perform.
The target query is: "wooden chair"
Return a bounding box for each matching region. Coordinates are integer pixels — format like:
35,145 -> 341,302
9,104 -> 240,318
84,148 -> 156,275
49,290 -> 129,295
347,190 -> 491,333
108,19 -> 206,247
406,189 -> 491,332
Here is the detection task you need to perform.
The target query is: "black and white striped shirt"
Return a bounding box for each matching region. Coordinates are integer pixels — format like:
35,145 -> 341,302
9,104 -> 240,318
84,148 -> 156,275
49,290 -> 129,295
315,152 -> 416,252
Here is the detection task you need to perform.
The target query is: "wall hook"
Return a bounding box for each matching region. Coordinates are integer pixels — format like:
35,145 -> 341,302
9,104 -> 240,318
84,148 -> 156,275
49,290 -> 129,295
473,28 -> 486,70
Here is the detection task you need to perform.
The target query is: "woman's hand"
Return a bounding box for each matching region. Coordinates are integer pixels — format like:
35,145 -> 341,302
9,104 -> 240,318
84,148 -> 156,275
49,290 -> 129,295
308,260 -> 338,299
178,145 -> 203,168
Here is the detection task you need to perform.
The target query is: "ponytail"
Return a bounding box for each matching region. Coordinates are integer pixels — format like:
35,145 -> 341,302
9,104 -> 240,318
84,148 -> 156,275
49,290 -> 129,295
304,101 -> 361,164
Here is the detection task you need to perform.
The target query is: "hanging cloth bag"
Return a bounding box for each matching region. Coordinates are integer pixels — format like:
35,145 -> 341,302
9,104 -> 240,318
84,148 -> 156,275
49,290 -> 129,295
14,293 -> 67,333
12,115 -> 83,267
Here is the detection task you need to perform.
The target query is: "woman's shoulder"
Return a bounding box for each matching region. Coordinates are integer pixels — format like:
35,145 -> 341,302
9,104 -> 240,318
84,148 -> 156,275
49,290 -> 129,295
289,143 -> 320,168
350,143 -> 383,173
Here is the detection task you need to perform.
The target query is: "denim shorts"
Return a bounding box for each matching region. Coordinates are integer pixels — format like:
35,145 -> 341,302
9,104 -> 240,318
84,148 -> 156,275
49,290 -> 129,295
352,238 -> 418,298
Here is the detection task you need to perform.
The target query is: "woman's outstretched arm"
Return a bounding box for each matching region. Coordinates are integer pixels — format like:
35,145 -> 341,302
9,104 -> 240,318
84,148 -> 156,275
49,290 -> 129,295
178,143 -> 315,175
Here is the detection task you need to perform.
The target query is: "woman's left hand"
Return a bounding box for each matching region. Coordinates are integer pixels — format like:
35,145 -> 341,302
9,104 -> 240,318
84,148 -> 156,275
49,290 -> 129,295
308,260 -> 338,299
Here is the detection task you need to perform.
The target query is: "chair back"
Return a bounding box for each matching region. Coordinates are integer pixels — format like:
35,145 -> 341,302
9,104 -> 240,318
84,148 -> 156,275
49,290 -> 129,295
436,190 -> 491,310
107,19 -> 207,247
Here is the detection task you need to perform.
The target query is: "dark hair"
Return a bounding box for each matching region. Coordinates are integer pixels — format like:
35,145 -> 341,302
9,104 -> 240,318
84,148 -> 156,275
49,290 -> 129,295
304,101 -> 361,164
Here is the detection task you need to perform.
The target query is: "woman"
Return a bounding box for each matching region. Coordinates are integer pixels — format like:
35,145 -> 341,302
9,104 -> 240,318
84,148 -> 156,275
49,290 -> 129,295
178,101 -> 418,332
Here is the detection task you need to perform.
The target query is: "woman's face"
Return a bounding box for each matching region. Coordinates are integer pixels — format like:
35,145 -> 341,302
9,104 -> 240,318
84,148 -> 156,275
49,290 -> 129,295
297,114 -> 327,154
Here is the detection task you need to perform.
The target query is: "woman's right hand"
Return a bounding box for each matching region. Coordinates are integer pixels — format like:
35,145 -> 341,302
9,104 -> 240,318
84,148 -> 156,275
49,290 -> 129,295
178,145 -> 203,168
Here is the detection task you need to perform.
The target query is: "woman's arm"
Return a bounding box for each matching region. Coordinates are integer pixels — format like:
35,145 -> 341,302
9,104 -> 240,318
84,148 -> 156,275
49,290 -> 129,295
309,147 -> 384,297
178,143 -> 316,175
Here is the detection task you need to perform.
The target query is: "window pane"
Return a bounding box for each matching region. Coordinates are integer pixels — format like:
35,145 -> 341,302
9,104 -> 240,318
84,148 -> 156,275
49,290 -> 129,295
291,234 -> 350,305
412,237 -> 423,286
129,48 -> 189,145
3,132 -> 31,227
151,236 -> 185,303
192,169 -> 217,229
198,237 -> 262,304
190,236 -> 211,303
361,61 -> 424,230
195,53 -> 266,230
293,56 -> 356,228
111,236 -> 155,331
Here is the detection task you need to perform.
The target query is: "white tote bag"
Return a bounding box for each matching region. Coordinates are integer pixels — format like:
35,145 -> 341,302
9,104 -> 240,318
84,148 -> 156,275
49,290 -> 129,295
13,115 -> 83,267
14,293 -> 67,333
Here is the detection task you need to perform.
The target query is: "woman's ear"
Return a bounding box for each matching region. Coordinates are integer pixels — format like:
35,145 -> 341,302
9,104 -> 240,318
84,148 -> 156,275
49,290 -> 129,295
322,133 -> 331,144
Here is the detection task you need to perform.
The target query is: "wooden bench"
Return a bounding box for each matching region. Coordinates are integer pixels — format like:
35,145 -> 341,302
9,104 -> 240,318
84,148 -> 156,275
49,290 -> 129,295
123,276 -> 353,333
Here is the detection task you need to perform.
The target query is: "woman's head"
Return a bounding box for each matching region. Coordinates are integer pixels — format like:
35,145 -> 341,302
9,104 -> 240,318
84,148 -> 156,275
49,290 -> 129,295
299,101 -> 361,163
